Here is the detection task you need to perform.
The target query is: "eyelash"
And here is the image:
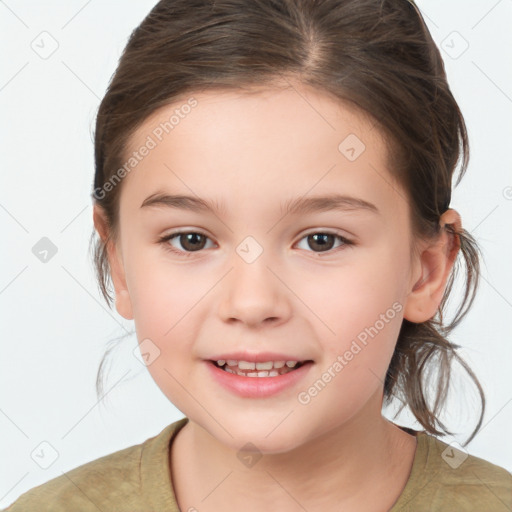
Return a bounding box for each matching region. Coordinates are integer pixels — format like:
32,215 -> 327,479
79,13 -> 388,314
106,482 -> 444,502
157,230 -> 354,258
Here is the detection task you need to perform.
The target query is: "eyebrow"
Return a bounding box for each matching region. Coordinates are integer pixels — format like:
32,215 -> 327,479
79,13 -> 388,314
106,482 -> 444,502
140,192 -> 380,216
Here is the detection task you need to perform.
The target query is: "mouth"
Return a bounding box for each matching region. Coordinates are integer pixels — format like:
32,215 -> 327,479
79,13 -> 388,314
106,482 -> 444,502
206,357 -> 315,398
209,359 -> 312,378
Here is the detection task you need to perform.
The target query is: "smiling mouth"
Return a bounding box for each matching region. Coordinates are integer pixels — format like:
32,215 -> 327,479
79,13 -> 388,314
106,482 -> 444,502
210,359 -> 311,377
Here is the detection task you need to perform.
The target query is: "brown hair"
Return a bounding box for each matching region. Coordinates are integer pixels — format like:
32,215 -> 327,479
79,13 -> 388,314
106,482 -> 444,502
90,0 -> 485,445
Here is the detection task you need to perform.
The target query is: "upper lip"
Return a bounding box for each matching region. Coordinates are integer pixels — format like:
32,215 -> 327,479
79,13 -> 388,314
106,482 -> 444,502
207,351 -> 312,363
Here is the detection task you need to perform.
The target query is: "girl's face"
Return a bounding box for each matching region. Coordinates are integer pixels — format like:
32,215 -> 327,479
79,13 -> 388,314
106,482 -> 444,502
103,84 -> 422,453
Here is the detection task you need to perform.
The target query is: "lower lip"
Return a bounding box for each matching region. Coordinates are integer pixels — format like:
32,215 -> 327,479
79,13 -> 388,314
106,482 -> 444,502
205,361 -> 313,398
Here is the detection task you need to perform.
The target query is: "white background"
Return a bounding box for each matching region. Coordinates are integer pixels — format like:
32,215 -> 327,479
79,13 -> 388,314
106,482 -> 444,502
1,0 -> 511,507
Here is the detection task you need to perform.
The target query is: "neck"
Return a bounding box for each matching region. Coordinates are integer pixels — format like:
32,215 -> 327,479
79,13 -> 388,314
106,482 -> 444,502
170,391 -> 417,512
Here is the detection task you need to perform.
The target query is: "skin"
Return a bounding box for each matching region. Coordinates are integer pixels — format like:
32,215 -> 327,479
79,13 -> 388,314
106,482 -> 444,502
94,82 -> 461,511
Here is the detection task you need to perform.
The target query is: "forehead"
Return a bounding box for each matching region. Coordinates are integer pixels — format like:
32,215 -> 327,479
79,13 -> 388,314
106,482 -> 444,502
130,84 -> 381,153
119,85 -> 407,222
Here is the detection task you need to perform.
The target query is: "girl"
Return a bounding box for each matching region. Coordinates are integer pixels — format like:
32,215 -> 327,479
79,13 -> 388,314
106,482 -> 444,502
4,0 -> 511,510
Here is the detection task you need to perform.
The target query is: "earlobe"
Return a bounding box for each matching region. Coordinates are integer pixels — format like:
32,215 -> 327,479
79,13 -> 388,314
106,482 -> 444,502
113,289 -> 134,320
93,205 -> 134,320
403,209 -> 461,323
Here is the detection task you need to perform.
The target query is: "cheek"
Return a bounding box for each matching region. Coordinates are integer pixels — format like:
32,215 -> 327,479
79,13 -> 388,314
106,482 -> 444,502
295,268 -> 404,425
124,251 -> 210,395
126,245 -> 205,333
128,276 -> 201,412
296,251 -> 406,383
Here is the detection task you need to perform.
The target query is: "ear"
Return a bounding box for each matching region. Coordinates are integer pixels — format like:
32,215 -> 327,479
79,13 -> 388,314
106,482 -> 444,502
403,209 -> 461,323
93,204 -> 134,320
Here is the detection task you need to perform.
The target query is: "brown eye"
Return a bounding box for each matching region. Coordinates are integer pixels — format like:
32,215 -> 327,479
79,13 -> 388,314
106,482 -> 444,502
296,231 -> 353,254
159,231 -> 214,255
307,233 -> 336,252
176,233 -> 208,251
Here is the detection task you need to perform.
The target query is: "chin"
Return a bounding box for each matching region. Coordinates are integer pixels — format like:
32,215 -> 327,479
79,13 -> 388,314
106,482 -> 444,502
209,417 -> 311,455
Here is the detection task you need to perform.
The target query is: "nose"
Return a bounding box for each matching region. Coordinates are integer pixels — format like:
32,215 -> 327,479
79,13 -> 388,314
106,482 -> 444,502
217,247 -> 292,328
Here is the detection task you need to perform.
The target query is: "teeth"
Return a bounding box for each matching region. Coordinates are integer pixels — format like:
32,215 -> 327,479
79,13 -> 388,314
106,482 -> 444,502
238,361 -> 256,370
255,361 -> 273,370
215,359 -> 306,377
218,359 -> 300,370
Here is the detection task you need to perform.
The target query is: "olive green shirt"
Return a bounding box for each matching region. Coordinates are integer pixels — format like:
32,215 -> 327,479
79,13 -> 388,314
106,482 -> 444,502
3,417 -> 511,511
